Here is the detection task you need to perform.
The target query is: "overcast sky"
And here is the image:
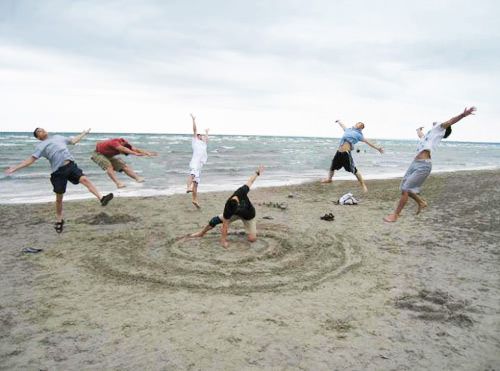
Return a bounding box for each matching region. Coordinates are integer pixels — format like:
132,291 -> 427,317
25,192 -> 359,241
0,0 -> 498,141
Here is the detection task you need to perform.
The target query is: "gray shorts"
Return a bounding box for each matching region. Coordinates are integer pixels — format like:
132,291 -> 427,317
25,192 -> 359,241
400,159 -> 432,194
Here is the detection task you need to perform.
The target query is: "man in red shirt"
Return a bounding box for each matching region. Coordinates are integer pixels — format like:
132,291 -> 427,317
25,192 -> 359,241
91,138 -> 157,188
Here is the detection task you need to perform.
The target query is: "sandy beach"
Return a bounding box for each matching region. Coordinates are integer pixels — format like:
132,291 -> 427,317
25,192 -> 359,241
0,169 -> 499,370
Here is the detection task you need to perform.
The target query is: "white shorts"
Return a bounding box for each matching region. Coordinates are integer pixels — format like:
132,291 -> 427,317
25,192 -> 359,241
190,168 -> 201,183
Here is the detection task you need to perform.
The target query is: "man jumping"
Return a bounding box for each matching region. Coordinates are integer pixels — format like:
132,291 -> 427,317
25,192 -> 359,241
384,106 -> 476,222
91,137 -> 157,188
187,113 -> 209,208
5,128 -> 114,233
322,120 -> 384,192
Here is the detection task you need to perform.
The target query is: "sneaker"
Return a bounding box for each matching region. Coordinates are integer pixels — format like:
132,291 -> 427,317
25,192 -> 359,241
100,193 -> 114,206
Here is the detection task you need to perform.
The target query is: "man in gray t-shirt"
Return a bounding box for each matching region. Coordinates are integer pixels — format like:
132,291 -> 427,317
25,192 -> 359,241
5,128 -> 114,233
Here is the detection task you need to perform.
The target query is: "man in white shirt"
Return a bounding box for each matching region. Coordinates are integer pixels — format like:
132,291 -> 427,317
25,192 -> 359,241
187,114 -> 209,208
384,106 -> 476,222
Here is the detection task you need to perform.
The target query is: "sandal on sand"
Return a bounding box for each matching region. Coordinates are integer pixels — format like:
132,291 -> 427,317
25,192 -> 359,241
54,220 -> 65,233
22,247 -> 43,253
100,193 -> 114,206
320,213 -> 335,221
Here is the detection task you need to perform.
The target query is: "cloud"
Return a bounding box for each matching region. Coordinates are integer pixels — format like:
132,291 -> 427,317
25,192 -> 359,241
0,0 -> 498,141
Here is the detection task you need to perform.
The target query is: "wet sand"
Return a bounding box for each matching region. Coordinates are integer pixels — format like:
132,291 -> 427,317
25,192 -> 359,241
1,170 -> 499,370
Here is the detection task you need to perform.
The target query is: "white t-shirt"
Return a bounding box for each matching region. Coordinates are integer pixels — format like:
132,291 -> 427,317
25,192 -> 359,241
190,138 -> 208,169
415,123 -> 446,155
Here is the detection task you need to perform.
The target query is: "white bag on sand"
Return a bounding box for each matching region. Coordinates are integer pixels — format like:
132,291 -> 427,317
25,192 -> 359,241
338,192 -> 358,205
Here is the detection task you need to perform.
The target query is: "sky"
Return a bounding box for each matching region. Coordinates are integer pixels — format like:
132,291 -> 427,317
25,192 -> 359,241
0,0 -> 499,142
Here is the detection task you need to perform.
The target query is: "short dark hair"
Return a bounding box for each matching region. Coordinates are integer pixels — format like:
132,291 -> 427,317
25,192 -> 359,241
223,199 -> 238,219
33,127 -> 41,138
443,127 -> 452,139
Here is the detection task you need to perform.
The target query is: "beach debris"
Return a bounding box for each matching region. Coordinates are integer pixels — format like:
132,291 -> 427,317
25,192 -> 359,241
287,193 -> 298,198
262,216 -> 274,220
22,247 -> 43,254
260,201 -> 288,210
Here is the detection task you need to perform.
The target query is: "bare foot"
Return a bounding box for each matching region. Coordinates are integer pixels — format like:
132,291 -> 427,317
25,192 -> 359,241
192,200 -> 201,209
136,177 -> 145,183
383,214 -> 398,223
189,231 -> 203,237
321,179 -> 332,183
117,182 -> 126,189
416,200 -> 428,215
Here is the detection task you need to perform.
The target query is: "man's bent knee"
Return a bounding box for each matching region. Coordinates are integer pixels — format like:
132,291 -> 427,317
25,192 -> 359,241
247,234 -> 257,243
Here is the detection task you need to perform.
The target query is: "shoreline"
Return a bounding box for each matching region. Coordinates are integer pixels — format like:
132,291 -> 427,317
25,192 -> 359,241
1,166 -> 498,205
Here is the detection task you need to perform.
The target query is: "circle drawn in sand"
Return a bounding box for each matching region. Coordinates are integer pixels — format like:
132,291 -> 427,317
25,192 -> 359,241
84,223 -> 360,294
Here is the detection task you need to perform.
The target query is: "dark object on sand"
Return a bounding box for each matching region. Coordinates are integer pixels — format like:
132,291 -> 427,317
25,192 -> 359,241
22,247 -> 43,254
54,219 -> 64,233
320,213 -> 335,221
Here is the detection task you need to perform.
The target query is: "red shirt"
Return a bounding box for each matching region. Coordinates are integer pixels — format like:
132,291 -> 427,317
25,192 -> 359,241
96,138 -> 130,157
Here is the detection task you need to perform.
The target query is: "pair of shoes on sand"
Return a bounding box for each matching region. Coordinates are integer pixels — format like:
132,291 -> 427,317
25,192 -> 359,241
320,213 -> 335,221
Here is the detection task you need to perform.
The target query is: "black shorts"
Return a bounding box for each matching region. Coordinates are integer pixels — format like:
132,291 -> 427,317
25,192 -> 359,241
330,151 -> 357,174
50,161 -> 84,194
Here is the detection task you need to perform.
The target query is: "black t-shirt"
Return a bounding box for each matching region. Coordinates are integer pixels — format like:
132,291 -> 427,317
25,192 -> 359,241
223,185 -> 255,220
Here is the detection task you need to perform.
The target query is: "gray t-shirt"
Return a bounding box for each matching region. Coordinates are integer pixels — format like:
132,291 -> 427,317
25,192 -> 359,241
32,135 -> 74,173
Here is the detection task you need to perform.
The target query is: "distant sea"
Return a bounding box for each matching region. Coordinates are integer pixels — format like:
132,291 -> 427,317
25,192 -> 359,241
1,132 -> 499,204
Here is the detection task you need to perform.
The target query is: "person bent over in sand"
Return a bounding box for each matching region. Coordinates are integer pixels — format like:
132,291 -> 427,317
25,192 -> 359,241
322,120 -> 384,192
91,137 -> 157,188
190,166 -> 264,248
5,128 -> 114,233
384,106 -> 476,223
187,113 -> 209,209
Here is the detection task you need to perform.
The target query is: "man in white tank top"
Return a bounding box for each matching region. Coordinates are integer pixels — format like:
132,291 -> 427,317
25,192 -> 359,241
384,106 -> 476,223
187,114 -> 209,208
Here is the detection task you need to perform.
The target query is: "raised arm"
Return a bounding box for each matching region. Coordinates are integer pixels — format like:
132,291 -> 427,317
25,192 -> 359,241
70,128 -> 91,145
5,156 -> 37,175
203,128 -> 209,143
191,114 -> 197,136
246,165 -> 265,188
416,127 -> 425,139
335,120 -> 347,131
362,139 -> 384,154
441,107 -> 476,129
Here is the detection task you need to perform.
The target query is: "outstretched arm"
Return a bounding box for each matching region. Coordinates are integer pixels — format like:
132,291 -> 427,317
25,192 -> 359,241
130,146 -> 158,157
116,145 -> 145,156
416,127 -> 425,139
362,139 -> 384,154
203,128 -> 209,143
441,107 -> 476,129
246,165 -> 265,188
191,114 -> 197,136
335,120 -> 347,131
70,129 -> 91,145
5,156 -> 37,175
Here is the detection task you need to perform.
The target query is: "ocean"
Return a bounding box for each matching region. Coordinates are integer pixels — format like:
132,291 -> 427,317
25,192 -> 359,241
1,131 -> 499,204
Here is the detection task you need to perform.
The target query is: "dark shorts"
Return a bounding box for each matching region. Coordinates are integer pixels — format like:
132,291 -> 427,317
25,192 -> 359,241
50,161 -> 84,194
330,151 -> 357,174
